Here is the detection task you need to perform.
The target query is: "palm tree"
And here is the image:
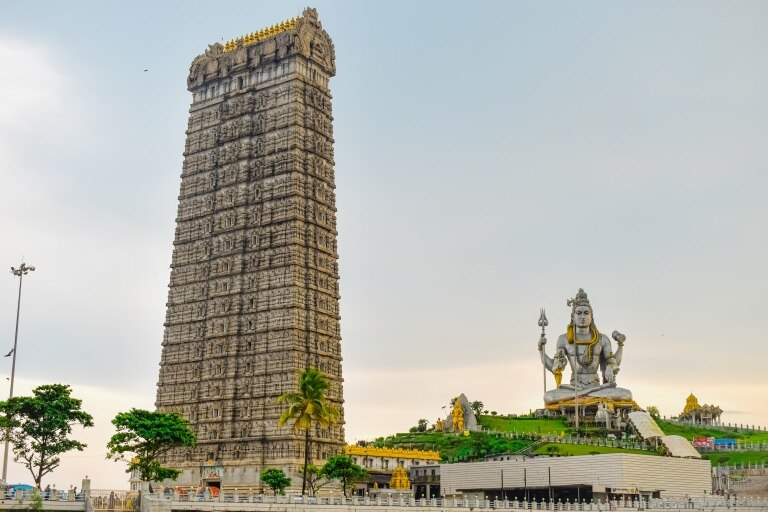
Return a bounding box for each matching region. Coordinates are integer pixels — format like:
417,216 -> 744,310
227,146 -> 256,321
277,368 -> 339,495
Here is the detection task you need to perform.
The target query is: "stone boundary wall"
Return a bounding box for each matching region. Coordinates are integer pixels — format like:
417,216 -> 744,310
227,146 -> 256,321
140,494 -> 768,512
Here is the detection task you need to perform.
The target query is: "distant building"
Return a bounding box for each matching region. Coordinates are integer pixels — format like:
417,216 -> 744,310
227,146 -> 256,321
440,454 -> 713,501
679,393 -> 722,426
410,464 -> 441,500
344,445 -> 439,494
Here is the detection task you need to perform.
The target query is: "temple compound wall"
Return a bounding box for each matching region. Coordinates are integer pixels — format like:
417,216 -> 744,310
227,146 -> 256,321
154,8 -> 344,489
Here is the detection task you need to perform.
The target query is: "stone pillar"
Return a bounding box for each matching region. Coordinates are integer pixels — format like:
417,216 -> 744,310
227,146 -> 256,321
82,477 -> 91,499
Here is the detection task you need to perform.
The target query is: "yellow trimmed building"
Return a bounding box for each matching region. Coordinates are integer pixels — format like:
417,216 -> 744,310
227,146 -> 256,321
344,445 -> 440,496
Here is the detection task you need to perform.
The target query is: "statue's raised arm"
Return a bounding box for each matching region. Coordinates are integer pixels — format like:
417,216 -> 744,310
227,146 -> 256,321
611,331 -> 626,365
538,333 -> 569,386
538,333 -> 553,370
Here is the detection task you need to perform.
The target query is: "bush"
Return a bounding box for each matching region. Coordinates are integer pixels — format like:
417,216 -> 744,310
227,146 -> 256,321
261,468 -> 291,495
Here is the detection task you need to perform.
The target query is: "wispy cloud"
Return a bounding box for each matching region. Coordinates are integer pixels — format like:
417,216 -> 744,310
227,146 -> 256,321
0,39 -> 63,123
0,37 -> 86,220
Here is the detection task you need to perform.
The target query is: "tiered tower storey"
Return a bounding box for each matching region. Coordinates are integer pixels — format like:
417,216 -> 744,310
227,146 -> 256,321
155,8 -> 344,489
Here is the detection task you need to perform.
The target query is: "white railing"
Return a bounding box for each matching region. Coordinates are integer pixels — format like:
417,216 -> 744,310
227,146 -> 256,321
479,430 -> 654,454
141,492 -> 768,510
717,462 -> 768,472
538,434 -> 653,452
3,489 -> 86,502
663,419 -> 767,434
698,442 -> 768,452
484,427 -> 767,455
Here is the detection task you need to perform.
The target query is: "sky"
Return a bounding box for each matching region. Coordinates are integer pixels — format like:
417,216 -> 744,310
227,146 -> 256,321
0,0 -> 766,490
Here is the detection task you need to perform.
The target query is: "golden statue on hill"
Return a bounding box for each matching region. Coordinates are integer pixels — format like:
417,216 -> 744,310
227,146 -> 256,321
451,400 -> 464,432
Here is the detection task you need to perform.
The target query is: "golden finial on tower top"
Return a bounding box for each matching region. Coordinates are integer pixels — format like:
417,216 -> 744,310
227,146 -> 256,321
223,14 -> 300,52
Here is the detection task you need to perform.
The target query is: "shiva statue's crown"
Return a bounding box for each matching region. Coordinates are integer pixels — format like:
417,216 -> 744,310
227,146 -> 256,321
567,288 -> 590,308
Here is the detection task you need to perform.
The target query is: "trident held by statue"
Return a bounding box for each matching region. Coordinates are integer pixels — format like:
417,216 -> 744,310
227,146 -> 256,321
538,308 -> 548,392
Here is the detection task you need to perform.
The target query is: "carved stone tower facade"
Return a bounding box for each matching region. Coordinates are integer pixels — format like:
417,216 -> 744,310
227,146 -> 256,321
155,8 -> 344,488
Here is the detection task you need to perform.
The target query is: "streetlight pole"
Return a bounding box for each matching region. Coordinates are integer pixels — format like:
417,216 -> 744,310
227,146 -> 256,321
2,262 -> 35,483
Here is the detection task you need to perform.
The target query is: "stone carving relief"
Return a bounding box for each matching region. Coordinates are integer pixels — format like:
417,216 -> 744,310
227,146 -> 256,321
233,47 -> 247,67
189,43 -> 224,87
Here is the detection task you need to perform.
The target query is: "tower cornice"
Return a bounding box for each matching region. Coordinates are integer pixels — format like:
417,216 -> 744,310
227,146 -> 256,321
187,7 -> 335,91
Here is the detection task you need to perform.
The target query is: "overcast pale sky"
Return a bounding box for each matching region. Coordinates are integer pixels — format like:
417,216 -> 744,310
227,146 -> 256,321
0,0 -> 766,490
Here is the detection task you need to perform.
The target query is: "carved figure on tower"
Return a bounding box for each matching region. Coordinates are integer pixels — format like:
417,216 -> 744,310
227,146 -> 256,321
538,289 -> 633,405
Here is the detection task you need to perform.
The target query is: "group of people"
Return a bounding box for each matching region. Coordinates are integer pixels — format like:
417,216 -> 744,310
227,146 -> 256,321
40,484 -> 82,501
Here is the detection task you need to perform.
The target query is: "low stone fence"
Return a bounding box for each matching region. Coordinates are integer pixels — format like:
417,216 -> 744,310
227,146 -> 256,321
481,430 -> 655,453
2,489 -> 86,502
141,493 -> 768,511
539,434 -> 653,452
701,444 -> 768,453
0,489 -> 86,511
486,428 -> 768,455
720,464 -> 768,474
664,420 -> 767,434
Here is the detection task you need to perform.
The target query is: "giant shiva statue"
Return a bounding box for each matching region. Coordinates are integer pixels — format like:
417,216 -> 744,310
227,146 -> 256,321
538,288 -> 633,406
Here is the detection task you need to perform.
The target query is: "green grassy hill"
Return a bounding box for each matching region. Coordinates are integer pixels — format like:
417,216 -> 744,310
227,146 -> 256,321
533,443 -> 658,457
701,451 -> 768,466
478,415 -> 569,435
372,431 -> 534,462
373,414 -> 767,466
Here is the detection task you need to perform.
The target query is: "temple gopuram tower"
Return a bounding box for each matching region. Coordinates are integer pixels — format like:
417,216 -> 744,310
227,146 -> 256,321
155,8 -> 344,489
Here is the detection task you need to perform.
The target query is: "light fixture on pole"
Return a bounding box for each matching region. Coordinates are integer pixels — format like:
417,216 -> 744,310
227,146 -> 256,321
2,262 -> 35,483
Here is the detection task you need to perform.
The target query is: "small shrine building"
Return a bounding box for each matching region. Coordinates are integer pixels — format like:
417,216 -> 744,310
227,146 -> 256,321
678,392 -> 722,426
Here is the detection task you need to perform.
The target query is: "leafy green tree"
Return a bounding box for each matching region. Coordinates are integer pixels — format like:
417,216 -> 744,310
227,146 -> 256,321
646,405 -> 660,419
321,454 -> 367,497
261,468 -> 291,495
304,464 -> 329,496
106,408 -> 196,482
470,401 -> 484,416
278,368 -> 339,495
0,384 -> 93,488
